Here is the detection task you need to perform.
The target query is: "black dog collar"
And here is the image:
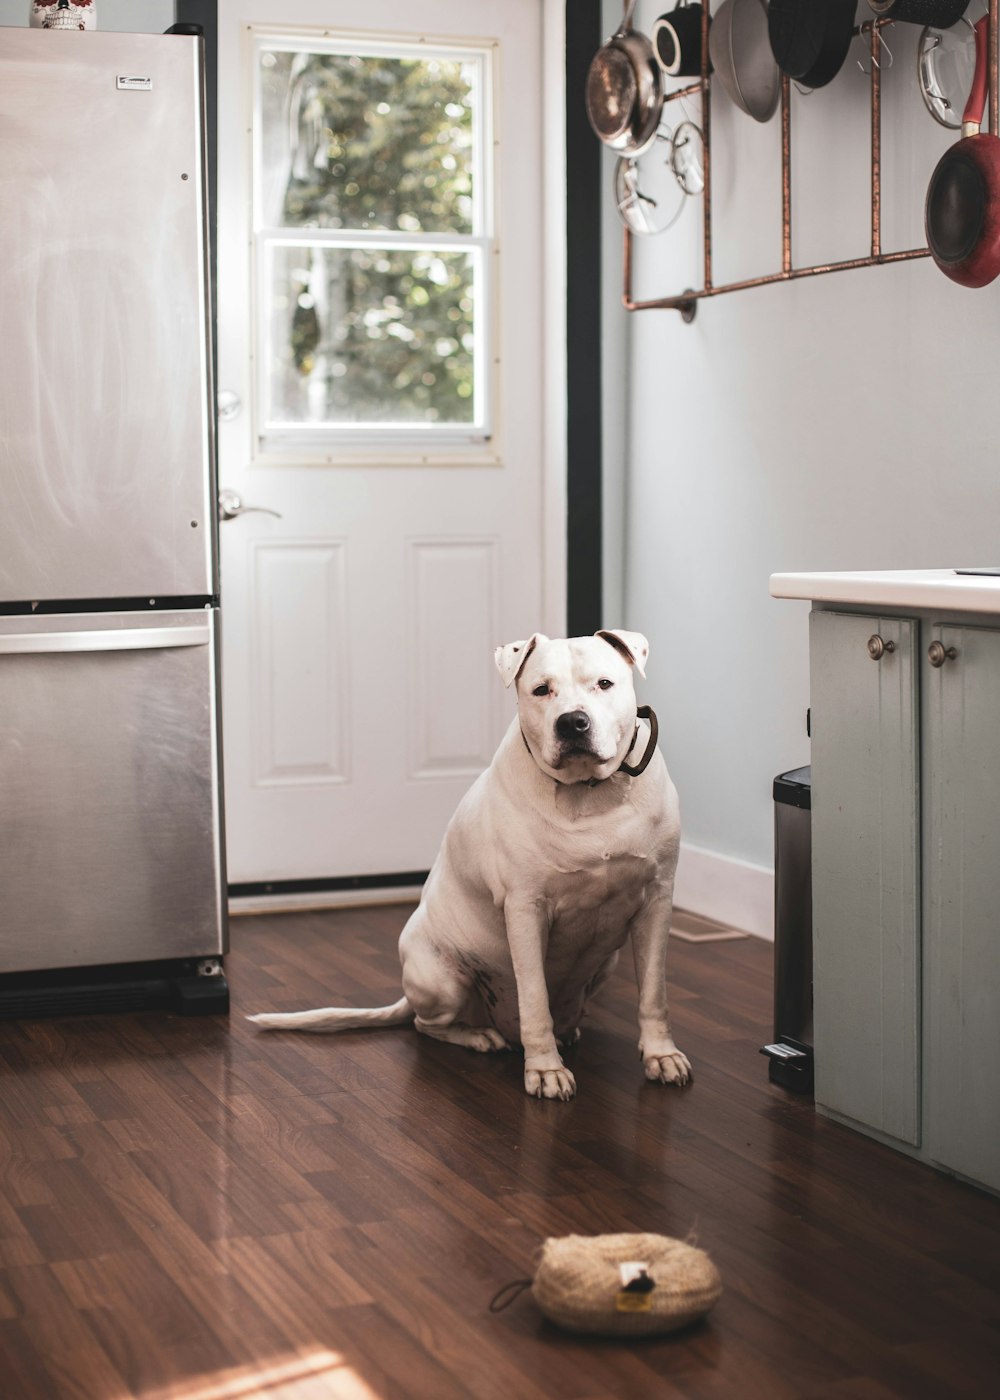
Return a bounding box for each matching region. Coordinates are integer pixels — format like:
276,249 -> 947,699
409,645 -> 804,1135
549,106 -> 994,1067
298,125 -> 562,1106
618,705 -> 658,777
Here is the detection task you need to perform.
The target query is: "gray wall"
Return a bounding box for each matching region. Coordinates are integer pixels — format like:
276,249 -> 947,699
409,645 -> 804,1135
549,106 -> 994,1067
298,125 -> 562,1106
603,1 -> 1000,872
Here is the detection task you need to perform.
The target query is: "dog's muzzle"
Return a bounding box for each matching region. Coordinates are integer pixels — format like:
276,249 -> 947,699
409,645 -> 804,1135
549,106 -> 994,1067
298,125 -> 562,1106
554,708 -> 603,762
555,709 -> 592,744
521,706 -> 659,784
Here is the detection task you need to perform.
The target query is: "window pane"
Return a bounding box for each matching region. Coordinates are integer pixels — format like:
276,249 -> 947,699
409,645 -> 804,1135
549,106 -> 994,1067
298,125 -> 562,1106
265,244 -> 477,428
258,48 -> 478,234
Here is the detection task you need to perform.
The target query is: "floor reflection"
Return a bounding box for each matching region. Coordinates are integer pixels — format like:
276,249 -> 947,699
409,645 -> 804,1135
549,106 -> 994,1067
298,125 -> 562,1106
140,1348 -> 380,1400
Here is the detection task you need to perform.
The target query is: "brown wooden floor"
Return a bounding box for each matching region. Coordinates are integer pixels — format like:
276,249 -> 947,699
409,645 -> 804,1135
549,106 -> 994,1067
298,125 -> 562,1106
1,906 -> 999,1399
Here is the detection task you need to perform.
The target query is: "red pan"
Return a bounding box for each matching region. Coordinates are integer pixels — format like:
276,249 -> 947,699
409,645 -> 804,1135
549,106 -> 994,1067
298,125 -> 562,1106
925,14 -> 1000,288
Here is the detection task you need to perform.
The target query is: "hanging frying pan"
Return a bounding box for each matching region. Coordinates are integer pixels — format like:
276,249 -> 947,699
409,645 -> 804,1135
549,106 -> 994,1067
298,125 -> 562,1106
925,14 -> 1000,287
709,0 -> 781,123
652,2 -> 711,79
867,0 -> 969,27
586,0 -> 665,156
767,0 -> 857,90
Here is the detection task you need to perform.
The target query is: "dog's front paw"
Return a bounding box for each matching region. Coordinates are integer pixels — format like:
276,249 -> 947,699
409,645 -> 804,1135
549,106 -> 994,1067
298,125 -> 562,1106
641,1047 -> 692,1086
524,1063 -> 576,1101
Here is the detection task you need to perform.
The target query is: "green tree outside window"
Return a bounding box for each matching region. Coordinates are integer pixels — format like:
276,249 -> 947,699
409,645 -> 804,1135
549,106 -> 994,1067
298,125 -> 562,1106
258,45 -> 487,431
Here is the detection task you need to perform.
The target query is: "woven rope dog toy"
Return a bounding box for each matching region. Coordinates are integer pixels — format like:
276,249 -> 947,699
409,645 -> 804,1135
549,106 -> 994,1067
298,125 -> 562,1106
491,1232 -> 722,1337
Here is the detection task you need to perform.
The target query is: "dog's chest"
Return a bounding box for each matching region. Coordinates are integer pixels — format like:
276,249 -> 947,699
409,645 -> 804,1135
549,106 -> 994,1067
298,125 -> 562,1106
536,790 -> 660,904
547,841 -> 655,924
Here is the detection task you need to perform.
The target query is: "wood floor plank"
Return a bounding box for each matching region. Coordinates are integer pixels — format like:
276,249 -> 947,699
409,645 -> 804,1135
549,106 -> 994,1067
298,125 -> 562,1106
51,1249 -> 230,1395
1,1263 -> 132,1399
0,1317 -> 69,1397
1,903 -> 999,1399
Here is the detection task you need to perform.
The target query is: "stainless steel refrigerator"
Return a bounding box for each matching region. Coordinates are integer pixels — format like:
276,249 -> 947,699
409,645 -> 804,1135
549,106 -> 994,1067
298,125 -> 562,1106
0,24 -> 228,1015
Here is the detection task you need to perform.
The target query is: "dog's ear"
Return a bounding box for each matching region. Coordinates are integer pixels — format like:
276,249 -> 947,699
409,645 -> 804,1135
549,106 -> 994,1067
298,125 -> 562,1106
494,633 -> 543,689
595,629 -> 649,679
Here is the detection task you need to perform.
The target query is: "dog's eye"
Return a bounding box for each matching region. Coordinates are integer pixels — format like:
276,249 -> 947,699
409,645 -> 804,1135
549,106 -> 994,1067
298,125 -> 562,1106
597,678 -> 614,690
532,684 -> 549,697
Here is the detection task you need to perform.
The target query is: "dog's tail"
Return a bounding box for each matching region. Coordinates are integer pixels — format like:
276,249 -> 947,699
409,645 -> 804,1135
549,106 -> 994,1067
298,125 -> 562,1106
246,996 -> 413,1033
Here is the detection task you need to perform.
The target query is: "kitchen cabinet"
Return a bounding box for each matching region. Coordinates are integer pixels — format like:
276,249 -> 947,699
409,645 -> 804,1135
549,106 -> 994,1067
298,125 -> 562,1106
772,571 -> 1000,1196
809,610 -> 921,1150
921,620 -> 1000,1192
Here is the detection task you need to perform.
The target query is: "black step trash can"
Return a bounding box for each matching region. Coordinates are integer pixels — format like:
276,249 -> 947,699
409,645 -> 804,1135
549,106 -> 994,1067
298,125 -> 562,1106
760,766 -> 814,1094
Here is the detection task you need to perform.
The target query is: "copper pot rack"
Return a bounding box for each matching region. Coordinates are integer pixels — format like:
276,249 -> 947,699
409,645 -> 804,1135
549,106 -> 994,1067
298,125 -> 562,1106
623,0 -> 1000,319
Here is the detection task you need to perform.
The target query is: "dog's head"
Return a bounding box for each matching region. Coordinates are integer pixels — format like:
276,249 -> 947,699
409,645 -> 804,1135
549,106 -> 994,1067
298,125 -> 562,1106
494,630 -> 649,784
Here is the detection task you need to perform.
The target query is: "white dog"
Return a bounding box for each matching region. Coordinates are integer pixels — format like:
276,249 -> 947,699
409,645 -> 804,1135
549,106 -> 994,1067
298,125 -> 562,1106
249,630 -> 690,1101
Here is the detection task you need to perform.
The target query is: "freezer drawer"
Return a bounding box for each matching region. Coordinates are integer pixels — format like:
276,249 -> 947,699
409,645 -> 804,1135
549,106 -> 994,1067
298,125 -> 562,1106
0,611 -> 226,973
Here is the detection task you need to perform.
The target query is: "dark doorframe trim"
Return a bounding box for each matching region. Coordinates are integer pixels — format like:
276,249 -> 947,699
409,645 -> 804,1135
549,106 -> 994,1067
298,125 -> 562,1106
565,0 -> 604,636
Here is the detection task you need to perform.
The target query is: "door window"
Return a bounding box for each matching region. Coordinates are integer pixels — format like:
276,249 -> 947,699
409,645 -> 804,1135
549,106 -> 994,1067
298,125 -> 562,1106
252,31 -> 494,453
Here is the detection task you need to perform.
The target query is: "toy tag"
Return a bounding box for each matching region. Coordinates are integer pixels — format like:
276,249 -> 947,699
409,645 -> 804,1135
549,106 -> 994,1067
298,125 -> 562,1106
616,1261 -> 655,1311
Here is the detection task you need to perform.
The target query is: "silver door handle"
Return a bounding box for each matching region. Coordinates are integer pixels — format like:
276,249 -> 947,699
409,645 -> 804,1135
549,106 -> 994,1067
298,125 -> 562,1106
0,625 -> 211,655
218,488 -> 282,521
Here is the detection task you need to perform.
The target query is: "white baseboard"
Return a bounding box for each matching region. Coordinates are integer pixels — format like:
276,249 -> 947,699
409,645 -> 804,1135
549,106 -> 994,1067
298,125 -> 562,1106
228,848 -> 775,939
229,886 -> 423,917
674,843 -> 774,941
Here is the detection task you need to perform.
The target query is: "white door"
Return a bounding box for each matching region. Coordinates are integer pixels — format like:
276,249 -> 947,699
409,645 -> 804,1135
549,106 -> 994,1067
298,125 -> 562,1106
216,0 -> 564,885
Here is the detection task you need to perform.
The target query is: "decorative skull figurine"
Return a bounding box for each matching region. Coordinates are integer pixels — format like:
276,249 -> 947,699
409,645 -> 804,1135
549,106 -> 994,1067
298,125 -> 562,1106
31,1 -> 97,30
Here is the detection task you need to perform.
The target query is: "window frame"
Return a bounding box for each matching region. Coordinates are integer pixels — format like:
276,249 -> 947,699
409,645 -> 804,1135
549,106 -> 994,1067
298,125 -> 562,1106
248,25 -> 499,465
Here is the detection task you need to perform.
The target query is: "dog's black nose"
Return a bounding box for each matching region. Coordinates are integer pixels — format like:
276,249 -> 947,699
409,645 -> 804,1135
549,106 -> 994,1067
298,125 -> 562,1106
556,709 -> 591,740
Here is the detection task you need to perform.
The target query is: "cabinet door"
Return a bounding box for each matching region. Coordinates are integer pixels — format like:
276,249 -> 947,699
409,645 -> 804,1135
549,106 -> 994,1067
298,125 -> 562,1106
809,610 -> 921,1146
923,623 -> 1000,1193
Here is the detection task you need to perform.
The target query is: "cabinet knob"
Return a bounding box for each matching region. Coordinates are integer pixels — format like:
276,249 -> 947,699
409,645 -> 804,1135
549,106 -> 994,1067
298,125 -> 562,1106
928,641 -> 958,668
867,634 -> 895,660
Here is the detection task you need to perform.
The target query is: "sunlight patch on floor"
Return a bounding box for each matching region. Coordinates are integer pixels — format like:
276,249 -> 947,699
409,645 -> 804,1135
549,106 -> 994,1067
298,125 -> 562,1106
140,1349 -> 381,1400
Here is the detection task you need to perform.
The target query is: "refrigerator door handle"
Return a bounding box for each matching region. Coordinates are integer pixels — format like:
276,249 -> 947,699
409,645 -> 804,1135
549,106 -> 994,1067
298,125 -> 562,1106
0,624 -> 211,655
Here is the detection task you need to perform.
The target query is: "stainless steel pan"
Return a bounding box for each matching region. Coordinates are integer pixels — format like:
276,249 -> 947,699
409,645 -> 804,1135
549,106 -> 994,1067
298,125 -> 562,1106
710,0 -> 780,122
586,0 -> 665,156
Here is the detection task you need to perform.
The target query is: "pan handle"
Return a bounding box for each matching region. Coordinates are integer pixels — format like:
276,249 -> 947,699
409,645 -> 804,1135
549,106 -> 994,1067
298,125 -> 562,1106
617,0 -> 638,38
963,15 -> 990,135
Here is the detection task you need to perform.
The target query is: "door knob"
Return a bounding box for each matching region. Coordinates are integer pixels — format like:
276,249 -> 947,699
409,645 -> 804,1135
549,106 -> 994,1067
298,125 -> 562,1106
927,641 -> 957,668
218,489 -> 282,521
867,634 -> 895,660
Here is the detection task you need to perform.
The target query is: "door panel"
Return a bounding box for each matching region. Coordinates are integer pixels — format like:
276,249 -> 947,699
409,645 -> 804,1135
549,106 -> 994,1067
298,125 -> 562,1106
250,541 -> 350,787
809,609 -> 921,1146
217,1 -> 552,881
406,538 -> 499,779
923,622 -> 1000,1193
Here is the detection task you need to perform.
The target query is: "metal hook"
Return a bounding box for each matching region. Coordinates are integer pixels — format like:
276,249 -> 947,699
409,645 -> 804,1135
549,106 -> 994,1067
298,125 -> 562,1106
857,25 -> 894,76
618,164 -> 658,213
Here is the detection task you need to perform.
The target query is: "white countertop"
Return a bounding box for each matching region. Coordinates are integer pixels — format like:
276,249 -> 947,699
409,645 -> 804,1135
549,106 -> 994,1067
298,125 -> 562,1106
770,568 -> 1000,614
